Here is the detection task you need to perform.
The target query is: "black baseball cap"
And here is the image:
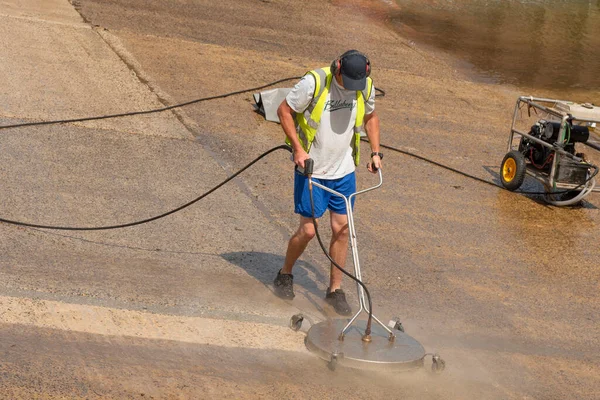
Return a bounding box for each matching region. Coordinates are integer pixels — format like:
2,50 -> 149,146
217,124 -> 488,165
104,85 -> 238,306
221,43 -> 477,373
339,50 -> 368,90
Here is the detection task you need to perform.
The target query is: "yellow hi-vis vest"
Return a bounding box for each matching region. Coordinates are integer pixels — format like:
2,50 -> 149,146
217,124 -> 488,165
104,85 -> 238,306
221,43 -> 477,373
286,67 -> 373,166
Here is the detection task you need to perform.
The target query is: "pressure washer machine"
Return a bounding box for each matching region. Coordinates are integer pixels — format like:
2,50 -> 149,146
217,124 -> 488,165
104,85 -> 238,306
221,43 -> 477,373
501,96 -> 600,205
289,159 -> 445,372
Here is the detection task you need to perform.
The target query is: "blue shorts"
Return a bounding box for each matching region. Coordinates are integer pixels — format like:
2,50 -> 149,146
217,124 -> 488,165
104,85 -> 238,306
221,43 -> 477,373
294,171 -> 356,218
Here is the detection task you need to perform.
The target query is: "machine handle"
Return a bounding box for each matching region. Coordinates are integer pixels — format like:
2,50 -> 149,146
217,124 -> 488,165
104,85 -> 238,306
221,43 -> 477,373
297,158 -> 314,176
367,162 -> 378,172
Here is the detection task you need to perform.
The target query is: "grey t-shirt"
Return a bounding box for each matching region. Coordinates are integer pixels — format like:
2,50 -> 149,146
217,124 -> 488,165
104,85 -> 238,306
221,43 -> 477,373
286,74 -> 375,179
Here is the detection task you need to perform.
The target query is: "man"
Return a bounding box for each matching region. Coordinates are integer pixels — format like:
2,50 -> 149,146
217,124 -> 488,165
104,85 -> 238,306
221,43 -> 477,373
274,50 -> 382,316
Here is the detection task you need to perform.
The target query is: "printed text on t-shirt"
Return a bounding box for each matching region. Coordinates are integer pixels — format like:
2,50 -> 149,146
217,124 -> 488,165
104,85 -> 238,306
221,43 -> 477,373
324,99 -> 354,112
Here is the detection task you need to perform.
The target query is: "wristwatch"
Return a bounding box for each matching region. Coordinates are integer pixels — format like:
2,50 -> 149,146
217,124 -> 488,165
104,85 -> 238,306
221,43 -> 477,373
370,151 -> 383,159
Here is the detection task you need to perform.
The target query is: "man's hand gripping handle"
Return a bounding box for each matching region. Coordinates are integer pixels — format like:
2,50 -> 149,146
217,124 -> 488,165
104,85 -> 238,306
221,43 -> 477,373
297,158 -> 314,176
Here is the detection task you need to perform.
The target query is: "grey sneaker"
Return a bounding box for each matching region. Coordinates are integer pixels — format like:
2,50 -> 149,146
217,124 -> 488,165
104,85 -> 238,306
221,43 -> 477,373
325,288 -> 352,316
274,270 -> 295,299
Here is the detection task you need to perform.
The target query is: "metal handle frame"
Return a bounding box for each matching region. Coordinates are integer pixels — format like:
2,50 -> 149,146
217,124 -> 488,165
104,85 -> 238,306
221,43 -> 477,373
309,169 -> 394,338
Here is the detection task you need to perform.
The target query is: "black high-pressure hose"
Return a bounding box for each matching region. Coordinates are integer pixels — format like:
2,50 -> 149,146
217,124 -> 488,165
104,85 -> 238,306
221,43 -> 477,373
0,82 -> 383,131
372,139 -> 600,196
0,141 -> 376,335
0,145 -> 292,230
0,77 -> 303,130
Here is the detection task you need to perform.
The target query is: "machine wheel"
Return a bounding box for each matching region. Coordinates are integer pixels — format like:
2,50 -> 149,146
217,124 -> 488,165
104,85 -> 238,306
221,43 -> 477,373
388,318 -> 405,332
500,151 -> 526,191
431,354 -> 446,374
328,353 -> 340,371
289,314 -> 304,332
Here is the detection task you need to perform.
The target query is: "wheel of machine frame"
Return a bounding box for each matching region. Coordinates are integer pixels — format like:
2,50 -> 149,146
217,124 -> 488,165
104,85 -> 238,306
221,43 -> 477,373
500,150 -> 526,191
289,314 -> 304,331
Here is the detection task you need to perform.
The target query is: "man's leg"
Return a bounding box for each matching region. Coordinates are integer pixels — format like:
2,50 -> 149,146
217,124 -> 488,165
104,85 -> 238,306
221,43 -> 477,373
276,170 -> 328,299
282,216 -> 315,274
328,211 -> 350,291
274,216 -> 315,299
322,171 -> 354,316
324,211 -> 352,315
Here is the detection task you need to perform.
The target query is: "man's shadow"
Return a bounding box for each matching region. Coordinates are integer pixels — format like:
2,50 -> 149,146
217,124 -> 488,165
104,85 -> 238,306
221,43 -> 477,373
221,252 -> 329,313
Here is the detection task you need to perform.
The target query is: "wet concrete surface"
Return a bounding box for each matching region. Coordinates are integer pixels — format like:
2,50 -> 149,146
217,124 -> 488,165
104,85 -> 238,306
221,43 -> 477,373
390,0 -> 600,101
0,0 -> 599,398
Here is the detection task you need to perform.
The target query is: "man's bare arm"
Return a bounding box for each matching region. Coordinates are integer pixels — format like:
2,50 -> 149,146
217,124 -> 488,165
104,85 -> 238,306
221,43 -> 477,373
278,100 -> 309,168
364,111 -> 382,172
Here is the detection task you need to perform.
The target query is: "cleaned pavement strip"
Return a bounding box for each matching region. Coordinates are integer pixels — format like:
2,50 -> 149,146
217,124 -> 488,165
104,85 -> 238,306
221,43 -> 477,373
0,295 -> 307,353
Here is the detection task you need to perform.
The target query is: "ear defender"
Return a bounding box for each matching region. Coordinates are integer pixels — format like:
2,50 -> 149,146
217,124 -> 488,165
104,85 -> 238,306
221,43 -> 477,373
330,51 -> 371,77
354,51 -> 371,77
330,57 -> 341,75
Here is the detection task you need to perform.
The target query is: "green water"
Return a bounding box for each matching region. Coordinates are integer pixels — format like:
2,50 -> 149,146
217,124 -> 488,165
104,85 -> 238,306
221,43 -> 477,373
392,0 -> 600,102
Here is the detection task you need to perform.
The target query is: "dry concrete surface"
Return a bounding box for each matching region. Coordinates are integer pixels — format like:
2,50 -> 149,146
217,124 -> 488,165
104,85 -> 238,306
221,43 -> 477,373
0,0 -> 598,399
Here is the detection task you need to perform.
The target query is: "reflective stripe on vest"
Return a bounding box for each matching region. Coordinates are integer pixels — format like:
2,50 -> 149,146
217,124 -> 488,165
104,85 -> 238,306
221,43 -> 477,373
287,67 -> 373,167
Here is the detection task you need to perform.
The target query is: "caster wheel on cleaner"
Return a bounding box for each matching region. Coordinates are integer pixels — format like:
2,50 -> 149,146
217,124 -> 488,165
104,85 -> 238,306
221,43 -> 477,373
289,314 -> 304,331
328,353 -> 341,371
388,318 -> 405,333
431,354 -> 446,374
